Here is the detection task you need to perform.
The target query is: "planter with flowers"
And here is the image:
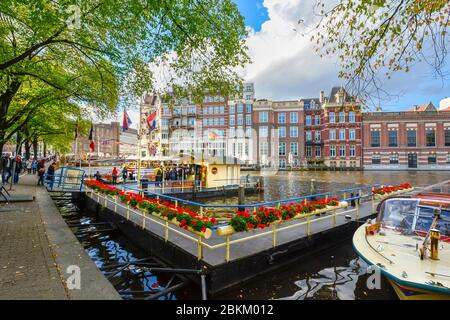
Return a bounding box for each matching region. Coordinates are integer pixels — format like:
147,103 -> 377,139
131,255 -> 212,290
372,183 -> 413,199
84,180 -> 216,239
216,198 -> 348,237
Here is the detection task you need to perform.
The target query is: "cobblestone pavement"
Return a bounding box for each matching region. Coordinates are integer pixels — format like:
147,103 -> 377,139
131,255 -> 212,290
0,174 -> 68,299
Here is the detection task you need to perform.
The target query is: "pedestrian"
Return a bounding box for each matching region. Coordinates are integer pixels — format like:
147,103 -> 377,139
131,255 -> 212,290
122,166 -> 128,185
32,159 -> 38,174
26,158 -> 32,174
37,161 -> 45,186
47,162 -> 55,189
1,153 -> 12,184
95,171 -> 102,182
13,155 -> 23,184
154,166 -> 162,187
112,167 -> 118,185
170,167 -> 178,180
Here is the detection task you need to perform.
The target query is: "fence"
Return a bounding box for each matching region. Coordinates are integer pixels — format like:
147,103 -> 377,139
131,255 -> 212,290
45,167 -> 85,191
86,182 -> 385,263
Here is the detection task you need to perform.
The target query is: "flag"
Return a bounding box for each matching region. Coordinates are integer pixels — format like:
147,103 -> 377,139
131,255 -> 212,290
123,110 -> 132,131
147,111 -> 157,131
74,121 -> 79,139
89,123 -> 95,152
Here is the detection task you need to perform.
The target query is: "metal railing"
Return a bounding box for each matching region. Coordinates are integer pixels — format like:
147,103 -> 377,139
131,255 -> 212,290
86,183 -> 387,263
45,167 -> 85,191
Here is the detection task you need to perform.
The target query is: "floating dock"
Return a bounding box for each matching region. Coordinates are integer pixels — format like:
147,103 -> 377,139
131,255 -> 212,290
76,185 -> 390,296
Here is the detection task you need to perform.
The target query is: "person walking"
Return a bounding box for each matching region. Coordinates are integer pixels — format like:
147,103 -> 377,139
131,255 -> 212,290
1,153 -> 12,184
112,167 -> 118,185
13,155 -> 23,184
47,162 -> 55,189
26,159 -> 32,174
95,171 -> 103,182
122,166 -> 128,185
37,160 -> 45,186
32,159 -> 38,174
154,166 -> 163,187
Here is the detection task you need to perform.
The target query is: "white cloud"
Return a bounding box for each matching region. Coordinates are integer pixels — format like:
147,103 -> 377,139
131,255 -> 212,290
241,0 -> 341,100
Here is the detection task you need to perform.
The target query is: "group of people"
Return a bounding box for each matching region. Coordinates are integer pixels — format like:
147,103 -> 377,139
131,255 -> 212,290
1,153 -> 56,186
94,166 -> 134,185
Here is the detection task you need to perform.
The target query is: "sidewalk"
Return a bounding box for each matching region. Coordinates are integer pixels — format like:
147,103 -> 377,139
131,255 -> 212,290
0,174 -> 68,299
0,173 -> 120,300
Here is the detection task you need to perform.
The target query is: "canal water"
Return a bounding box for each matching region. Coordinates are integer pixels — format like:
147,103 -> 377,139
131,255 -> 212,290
57,171 -> 448,300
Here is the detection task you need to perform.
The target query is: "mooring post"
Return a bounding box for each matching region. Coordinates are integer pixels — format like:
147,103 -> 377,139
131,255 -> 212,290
201,273 -> 207,301
356,200 -> 359,220
333,209 -> 337,227
114,195 -> 117,212
306,215 -> 311,237
225,235 -> 230,262
310,179 -> 315,194
127,204 -> 130,220
238,185 -> 245,207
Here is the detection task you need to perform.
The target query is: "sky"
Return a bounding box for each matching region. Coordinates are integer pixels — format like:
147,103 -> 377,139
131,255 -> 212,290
117,0 -> 450,127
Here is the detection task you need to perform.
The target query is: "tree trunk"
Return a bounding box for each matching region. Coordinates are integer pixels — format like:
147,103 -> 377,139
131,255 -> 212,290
43,142 -> 47,157
25,140 -> 30,160
0,79 -> 22,149
32,138 -> 38,160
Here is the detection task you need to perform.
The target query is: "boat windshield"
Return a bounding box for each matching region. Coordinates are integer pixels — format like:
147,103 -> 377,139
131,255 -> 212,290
378,198 -> 450,237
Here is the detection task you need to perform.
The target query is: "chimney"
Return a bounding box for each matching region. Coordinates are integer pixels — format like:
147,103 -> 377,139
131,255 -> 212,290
319,90 -> 324,104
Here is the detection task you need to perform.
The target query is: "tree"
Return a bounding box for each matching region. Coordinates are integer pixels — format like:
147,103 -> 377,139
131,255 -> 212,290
0,0 -> 249,157
309,0 -> 449,106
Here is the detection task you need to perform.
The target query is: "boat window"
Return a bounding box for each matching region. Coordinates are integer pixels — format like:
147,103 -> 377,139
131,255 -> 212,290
415,207 -> 450,237
379,199 -> 418,235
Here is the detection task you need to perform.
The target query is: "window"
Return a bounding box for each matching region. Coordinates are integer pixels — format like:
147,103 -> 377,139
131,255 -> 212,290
279,127 -> 286,138
278,112 -> 286,123
219,105 -> 225,114
445,129 -> 450,146
245,114 -> 251,126
315,147 -> 321,157
290,127 -> 298,138
246,104 -> 252,113
260,141 -> 268,156
372,154 -> 381,164
229,127 -> 235,137
426,129 -> 436,147
349,128 -> 356,140
259,111 -> 268,123
208,118 -> 213,126
407,130 -> 416,147
329,112 -> 335,123
214,106 -> 219,114
290,143 -> 298,156
245,128 -> 252,138
306,131 -> 312,141
349,112 -> 355,123
209,106 -> 214,114
447,154 -> 450,164
229,105 -> 235,113
371,131 -> 380,147
290,112 -> 298,123
237,114 -> 243,125
329,129 -> 336,141
388,130 -> 398,147
339,112 -> 345,123
214,118 -> 219,126
306,146 -> 312,157
339,145 -> 346,157
259,126 -> 268,137
390,154 -> 399,164
315,115 -> 320,125
229,115 -> 235,126
339,128 -> 346,140
428,154 -> 437,164
315,131 -> 321,141
245,94 -> 252,100
237,104 -> 243,113
305,115 -> 312,125
330,145 -> 336,157
219,118 -> 224,126
349,145 -> 356,157
279,143 -> 286,156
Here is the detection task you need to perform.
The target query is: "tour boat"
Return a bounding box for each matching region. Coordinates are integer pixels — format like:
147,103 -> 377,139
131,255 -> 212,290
353,188 -> 450,300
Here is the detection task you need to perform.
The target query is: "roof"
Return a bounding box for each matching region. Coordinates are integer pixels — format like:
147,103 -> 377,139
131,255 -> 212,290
302,98 -> 320,104
409,102 -> 436,112
328,86 -> 351,103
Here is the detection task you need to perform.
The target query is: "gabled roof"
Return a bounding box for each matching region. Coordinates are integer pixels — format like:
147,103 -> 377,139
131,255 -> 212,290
409,102 -> 436,112
327,86 -> 352,103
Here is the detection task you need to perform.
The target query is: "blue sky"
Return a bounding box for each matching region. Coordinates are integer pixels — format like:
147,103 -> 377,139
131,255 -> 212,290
232,0 -> 449,111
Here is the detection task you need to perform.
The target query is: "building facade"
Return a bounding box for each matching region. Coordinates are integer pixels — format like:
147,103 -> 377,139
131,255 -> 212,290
362,108 -> 450,170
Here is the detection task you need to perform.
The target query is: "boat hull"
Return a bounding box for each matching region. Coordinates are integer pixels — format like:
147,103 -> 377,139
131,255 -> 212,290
388,279 -> 450,300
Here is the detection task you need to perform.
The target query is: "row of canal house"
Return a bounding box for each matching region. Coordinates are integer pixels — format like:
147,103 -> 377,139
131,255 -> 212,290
139,85 -> 450,170
253,87 -> 450,170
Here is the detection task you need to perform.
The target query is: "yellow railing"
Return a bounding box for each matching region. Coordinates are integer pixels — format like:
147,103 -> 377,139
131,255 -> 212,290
87,189 -> 376,263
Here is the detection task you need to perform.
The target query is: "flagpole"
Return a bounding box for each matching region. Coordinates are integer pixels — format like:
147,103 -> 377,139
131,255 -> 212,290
137,135 -> 141,186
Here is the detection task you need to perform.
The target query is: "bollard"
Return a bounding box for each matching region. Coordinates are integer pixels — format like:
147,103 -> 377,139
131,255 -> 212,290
310,179 -> 315,194
272,224 -> 277,248
238,185 -> 245,206
197,235 -> 203,260
225,235 -> 230,262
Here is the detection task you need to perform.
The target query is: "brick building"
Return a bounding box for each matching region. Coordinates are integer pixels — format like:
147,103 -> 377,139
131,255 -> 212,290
253,99 -> 304,168
362,104 -> 450,170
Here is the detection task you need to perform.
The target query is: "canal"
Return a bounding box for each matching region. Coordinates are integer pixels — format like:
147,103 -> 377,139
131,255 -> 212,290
58,171 -> 449,300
